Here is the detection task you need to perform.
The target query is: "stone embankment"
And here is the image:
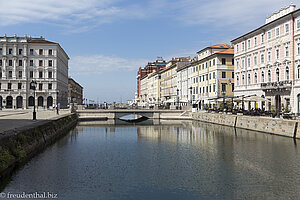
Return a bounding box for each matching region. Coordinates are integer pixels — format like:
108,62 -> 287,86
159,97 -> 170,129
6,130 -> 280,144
192,112 -> 300,139
0,113 -> 78,178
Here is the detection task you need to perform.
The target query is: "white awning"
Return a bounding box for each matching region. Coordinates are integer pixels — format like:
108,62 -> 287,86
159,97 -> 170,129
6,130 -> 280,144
164,99 -> 176,103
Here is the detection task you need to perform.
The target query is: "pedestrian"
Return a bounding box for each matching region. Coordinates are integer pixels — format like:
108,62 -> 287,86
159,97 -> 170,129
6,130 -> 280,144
56,104 -> 59,115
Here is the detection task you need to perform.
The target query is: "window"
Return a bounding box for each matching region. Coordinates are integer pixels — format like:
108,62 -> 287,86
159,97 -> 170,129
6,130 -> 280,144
268,31 -> 271,40
39,71 -> 43,78
285,23 -> 289,33
206,62 -> 207,68
0,83 -> 1,90
8,48 -> 13,55
285,46 -> 289,57
237,76 -> 239,86
0,60 -> 2,66
232,72 -> 234,78
8,60 -> 12,66
232,59 -> 234,65
242,59 -> 245,68
231,83 -> 234,92
221,83 -> 226,92
221,58 -> 226,65
30,71 -> 33,78
276,68 -> 280,81
297,18 -> 300,29
209,61 -> 211,67
0,48 -> 2,55
276,27 -> 280,37
39,60 -> 43,66
242,75 -> 245,85
268,70 -> 271,82
222,72 -> 226,78
206,74 -> 208,80
261,53 -> 265,63
261,34 -> 264,43
8,71 -> 12,78
261,71 -> 265,83
30,60 -> 33,66
268,51 -> 271,62
247,57 -> 250,67
48,60 -> 52,67
49,49 -> 53,55
8,83 -> 11,90
298,65 -> 300,79
248,40 -> 250,49
30,49 -> 34,55
39,83 -> 43,90
213,59 -> 215,65
254,37 -> 257,46
254,56 -> 257,65
48,83 -> 52,90
242,42 -> 245,51
213,84 -> 216,92
39,49 -> 43,55
18,71 -> 22,78
298,43 -> 300,55
248,74 -> 251,85
209,85 -> 211,92
48,71 -> 52,78
18,60 -> 22,66
276,49 -> 279,60
254,73 -> 258,83
286,66 -> 289,80
209,73 -> 211,80
18,83 -> 22,90
213,72 -> 215,79
236,44 -> 239,53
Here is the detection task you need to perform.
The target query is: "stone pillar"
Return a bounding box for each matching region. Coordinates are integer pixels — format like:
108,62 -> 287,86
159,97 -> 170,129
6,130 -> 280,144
23,58 -> 27,79
3,44 -> 6,56
13,44 -> 17,56
23,44 -> 27,56
12,58 -> 16,78
12,97 -> 16,109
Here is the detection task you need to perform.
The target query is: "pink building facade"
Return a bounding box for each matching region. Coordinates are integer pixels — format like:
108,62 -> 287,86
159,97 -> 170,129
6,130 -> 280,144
232,4 -> 300,114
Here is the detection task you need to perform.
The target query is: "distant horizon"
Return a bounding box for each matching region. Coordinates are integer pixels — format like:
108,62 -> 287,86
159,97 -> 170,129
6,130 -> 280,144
0,0 -> 291,102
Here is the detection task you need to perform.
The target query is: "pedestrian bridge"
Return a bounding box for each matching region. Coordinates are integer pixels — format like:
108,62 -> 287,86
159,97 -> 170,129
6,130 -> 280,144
77,109 -> 190,121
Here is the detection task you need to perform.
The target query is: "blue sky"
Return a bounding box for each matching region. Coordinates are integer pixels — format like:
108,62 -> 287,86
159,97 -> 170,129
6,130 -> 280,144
0,0 -> 291,103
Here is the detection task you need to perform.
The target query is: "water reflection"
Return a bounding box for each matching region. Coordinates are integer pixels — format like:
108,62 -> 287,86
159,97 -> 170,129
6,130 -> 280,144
2,121 -> 300,200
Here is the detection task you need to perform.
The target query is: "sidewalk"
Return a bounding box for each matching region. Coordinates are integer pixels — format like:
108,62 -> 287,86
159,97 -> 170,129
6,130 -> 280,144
0,109 -> 71,133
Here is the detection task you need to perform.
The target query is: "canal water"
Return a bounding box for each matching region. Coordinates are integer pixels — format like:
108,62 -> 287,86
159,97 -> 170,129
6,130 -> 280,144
2,120 -> 300,199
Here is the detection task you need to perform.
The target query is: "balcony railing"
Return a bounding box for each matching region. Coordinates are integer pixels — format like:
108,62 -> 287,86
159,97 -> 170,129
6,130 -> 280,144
261,80 -> 292,90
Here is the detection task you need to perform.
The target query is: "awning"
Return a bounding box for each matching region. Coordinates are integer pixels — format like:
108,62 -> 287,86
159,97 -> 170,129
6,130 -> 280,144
179,99 -> 189,103
164,99 -> 176,103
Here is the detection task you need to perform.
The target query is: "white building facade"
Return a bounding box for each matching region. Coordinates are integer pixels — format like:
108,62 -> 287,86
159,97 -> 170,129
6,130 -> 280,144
0,35 -> 69,109
232,4 -> 300,114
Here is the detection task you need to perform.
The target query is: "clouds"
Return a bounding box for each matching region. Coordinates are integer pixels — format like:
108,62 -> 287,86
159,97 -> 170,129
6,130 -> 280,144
69,54 -> 148,75
172,0 -> 289,28
0,0 -> 145,32
0,0 -> 292,32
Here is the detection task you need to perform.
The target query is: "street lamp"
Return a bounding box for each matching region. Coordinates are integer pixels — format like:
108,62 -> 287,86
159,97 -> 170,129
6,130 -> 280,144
189,86 -> 192,104
30,80 -> 37,120
177,88 -> 179,110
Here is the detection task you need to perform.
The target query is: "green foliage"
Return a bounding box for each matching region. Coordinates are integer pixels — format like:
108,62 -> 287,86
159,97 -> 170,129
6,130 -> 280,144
0,149 -> 13,169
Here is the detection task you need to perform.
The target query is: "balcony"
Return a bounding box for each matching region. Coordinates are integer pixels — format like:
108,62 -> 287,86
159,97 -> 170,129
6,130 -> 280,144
261,80 -> 292,91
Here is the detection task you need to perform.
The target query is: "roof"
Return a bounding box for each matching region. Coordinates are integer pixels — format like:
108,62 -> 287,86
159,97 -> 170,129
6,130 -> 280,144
215,48 -> 234,55
231,7 -> 300,43
27,38 -> 57,44
197,44 -> 230,54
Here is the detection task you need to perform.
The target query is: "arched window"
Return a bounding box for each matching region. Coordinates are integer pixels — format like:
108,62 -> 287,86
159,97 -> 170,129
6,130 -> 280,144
261,71 -> 265,83
286,66 -> 289,80
254,72 -> 258,84
268,70 -> 271,82
248,74 -> 251,85
276,68 -> 280,82
298,65 -> 300,79
236,76 -> 239,86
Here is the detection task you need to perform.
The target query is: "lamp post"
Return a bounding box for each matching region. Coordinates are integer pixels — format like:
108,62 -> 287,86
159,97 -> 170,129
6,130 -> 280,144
189,86 -> 192,104
30,80 -> 37,120
177,88 -> 179,110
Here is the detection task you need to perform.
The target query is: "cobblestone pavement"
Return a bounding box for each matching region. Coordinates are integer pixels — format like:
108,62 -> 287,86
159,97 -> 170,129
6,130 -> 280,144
0,109 -> 71,133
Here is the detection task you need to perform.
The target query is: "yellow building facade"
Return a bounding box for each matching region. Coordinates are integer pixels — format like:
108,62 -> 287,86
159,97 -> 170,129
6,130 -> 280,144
190,44 -> 234,109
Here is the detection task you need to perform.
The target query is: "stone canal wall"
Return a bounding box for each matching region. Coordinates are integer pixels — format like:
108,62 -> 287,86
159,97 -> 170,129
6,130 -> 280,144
192,112 -> 300,139
0,113 -> 78,177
